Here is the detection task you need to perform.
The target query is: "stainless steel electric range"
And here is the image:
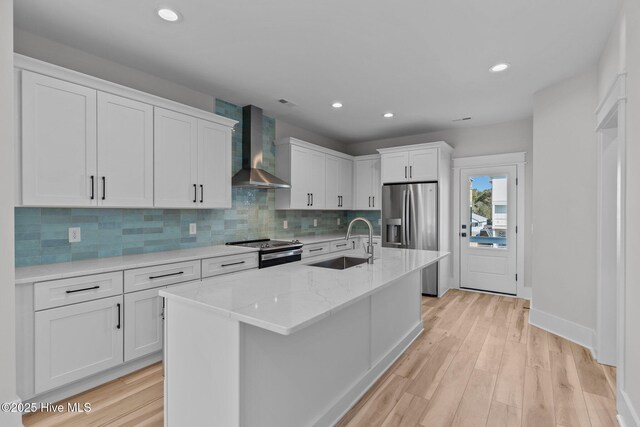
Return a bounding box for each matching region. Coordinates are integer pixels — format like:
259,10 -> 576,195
226,239 -> 304,268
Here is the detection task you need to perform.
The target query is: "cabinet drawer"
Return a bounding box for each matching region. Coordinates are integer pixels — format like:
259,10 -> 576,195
302,242 -> 332,258
124,260 -> 201,293
202,252 -> 259,278
330,239 -> 356,252
34,272 -> 123,311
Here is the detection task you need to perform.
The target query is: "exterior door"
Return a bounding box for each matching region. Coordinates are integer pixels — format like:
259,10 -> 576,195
21,71 -> 97,206
34,295 -> 123,393
198,119 -> 232,209
460,166 -> 517,294
97,92 -> 153,207
154,107 -> 198,208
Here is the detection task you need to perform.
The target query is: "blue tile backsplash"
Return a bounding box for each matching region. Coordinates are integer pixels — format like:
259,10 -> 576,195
14,99 -> 381,267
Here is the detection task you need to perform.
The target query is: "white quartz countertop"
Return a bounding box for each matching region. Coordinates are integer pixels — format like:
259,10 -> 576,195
288,233 -> 381,244
15,245 -> 258,285
160,247 -> 448,335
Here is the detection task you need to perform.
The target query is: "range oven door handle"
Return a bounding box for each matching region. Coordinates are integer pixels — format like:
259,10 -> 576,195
261,248 -> 303,261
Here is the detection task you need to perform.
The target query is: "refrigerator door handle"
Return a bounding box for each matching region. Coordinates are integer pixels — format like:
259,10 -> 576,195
401,189 -> 407,246
407,189 -> 413,245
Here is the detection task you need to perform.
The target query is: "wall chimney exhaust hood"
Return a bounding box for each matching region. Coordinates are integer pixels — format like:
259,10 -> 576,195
232,105 -> 291,189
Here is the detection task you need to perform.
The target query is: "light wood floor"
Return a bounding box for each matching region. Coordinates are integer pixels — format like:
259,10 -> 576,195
23,290 -> 617,427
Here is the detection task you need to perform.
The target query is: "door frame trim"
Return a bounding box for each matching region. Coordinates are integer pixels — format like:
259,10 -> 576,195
452,152 -> 528,299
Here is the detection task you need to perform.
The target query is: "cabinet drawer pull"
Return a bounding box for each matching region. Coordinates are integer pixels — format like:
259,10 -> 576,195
372,196 -> 375,207
309,248 -> 324,252
101,177 -> 106,200
65,285 -> 100,294
307,193 -> 310,206
193,184 -> 197,203
310,193 -> 314,206
368,196 -> 371,207
116,303 -> 121,329
221,261 -> 246,268
149,271 -> 184,280
336,243 -> 347,247
200,184 -> 204,203
90,176 -> 95,200
410,165 -> 412,178
405,166 -> 407,178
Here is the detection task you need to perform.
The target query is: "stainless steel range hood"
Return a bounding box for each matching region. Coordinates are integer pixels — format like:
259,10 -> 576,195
231,105 -> 291,189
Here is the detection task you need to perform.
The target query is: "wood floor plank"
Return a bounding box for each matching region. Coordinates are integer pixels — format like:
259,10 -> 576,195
395,328 -> 446,379
450,369 -> 496,427
507,305 -> 529,344
549,352 -> 591,427
522,366 -> 555,427
459,318 -> 491,356
380,392 -> 429,427
526,326 -> 550,370
494,341 -> 527,408
476,324 -> 508,374
486,401 -> 522,427
406,336 -> 460,400
570,342 -> 614,399
547,333 -> 573,355
419,351 -> 477,427
602,365 -> 616,399
583,391 -> 617,427
343,374 -> 409,427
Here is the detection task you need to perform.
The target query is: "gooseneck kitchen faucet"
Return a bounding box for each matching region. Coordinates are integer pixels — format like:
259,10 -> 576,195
346,217 -> 375,264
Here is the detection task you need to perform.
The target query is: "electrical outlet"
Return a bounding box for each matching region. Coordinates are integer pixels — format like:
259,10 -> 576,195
337,218 -> 340,225
313,219 -> 318,227
189,223 -> 197,235
283,220 -> 288,229
68,227 -> 81,243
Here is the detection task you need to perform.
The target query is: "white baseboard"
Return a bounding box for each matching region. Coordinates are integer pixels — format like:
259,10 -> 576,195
319,322 -> 424,427
529,307 -> 595,354
618,389 -> 640,427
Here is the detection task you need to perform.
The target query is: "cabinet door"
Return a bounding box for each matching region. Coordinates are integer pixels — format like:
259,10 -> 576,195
371,157 -> 381,209
197,119 -> 232,209
124,288 -> 163,362
35,295 -> 123,393
354,160 -> 373,210
325,155 -> 340,209
339,158 -> 354,210
381,152 -> 409,184
97,93 -> 153,207
308,150 -> 326,209
154,108 -> 198,208
408,148 -> 438,182
22,71 -> 97,206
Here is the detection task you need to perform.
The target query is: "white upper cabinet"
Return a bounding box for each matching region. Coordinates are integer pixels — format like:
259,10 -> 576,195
15,56 -> 237,209
21,71 -> 97,206
380,147 -> 438,183
353,156 -> 381,210
155,108 -> 232,209
154,108 -> 199,208
276,139 -> 331,210
97,93 -> 154,207
325,155 -> 353,210
197,120 -> 232,209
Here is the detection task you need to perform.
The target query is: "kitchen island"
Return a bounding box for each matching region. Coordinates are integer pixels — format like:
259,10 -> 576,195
160,247 -> 448,427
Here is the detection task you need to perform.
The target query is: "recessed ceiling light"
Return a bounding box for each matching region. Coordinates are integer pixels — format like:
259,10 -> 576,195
332,102 -> 343,109
490,62 -> 510,73
383,112 -> 395,118
157,8 -> 181,22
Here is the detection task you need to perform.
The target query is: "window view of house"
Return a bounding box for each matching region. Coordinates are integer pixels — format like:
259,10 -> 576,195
469,175 -> 507,248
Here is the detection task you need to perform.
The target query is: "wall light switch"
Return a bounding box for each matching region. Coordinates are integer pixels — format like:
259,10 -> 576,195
283,220 -> 288,229
337,218 -> 341,225
189,223 -> 197,235
68,227 -> 81,243
313,219 -> 318,227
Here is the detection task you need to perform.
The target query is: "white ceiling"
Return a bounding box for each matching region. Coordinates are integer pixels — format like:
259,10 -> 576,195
14,0 -> 619,143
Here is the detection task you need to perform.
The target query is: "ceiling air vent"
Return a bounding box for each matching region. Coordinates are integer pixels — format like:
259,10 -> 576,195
278,98 -> 297,107
452,117 -> 472,122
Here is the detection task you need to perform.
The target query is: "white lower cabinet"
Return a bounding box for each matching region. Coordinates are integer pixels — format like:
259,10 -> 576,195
124,288 -> 164,362
34,295 -> 124,394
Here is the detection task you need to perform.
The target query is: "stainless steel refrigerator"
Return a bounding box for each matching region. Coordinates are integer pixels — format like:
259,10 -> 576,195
382,183 -> 438,296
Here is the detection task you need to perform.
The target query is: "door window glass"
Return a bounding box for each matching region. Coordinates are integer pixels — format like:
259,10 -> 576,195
468,175 -> 507,248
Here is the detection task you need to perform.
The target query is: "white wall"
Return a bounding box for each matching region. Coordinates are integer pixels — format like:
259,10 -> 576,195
276,119 -> 346,152
0,0 -> 18,425
345,118 -> 534,291
530,69 -> 598,342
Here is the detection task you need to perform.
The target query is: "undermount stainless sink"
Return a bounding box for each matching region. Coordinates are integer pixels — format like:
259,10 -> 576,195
308,256 -> 369,270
